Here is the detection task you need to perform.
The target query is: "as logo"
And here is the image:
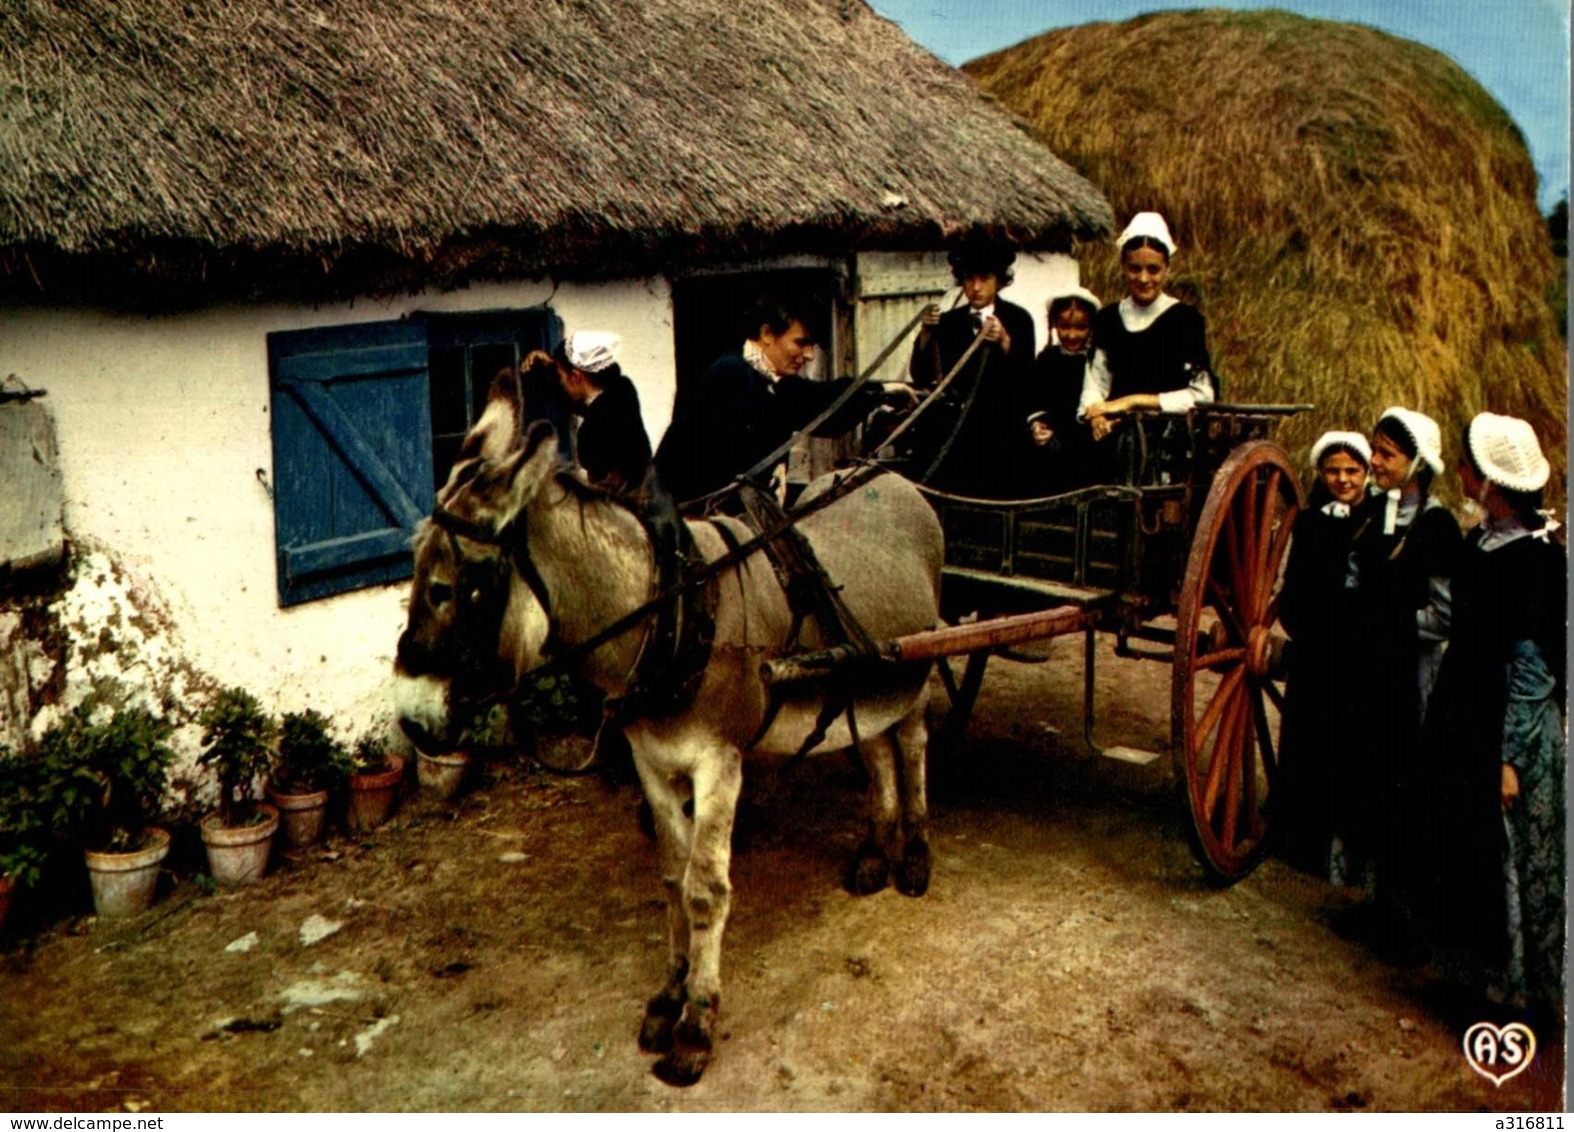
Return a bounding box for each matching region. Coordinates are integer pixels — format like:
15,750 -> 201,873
1463,1021 -> 1537,1087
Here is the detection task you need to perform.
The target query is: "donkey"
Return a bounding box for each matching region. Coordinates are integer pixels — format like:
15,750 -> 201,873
395,378 -> 942,1086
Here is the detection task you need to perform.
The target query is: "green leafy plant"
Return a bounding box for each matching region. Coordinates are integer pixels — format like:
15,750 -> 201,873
350,732 -> 393,776
0,750 -> 50,887
33,705 -> 176,852
275,710 -> 354,794
514,673 -> 599,735
197,688 -> 277,827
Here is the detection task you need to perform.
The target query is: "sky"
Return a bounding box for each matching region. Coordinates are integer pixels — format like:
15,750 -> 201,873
869,0 -> 1571,212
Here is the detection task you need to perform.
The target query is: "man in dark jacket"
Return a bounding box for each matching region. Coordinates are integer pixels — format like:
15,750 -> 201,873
655,297 -> 913,510
555,331 -> 652,496
907,238 -> 1036,497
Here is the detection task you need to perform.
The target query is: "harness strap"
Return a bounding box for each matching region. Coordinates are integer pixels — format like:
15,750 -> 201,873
736,481 -> 879,758
433,505 -> 554,618
918,343 -> 989,485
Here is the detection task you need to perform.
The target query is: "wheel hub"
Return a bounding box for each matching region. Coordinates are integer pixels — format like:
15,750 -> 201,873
1246,625 -> 1272,680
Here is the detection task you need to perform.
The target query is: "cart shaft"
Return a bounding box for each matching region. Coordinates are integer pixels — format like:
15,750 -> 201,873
760,604 -> 1100,685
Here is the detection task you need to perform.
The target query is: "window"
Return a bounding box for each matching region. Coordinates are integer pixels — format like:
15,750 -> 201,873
266,308 -> 560,606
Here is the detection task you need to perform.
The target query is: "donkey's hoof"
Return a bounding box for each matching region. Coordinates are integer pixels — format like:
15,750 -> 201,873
653,1006 -> 715,1086
847,840 -> 890,895
896,839 -> 931,897
653,1044 -> 712,1087
638,990 -> 685,1053
639,1010 -> 676,1053
849,855 -> 889,896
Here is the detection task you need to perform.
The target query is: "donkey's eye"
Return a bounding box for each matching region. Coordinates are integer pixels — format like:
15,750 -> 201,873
428,581 -> 453,605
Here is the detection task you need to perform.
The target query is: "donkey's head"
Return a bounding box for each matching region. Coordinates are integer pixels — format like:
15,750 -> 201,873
395,360 -> 565,752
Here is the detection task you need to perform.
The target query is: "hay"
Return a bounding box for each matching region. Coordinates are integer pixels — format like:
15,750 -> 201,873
966,10 -> 1567,496
0,0 -> 1110,306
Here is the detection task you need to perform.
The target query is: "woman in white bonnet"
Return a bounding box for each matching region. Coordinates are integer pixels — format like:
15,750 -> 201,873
1275,431 -> 1372,876
1340,406 -> 1460,958
1418,413 -> 1565,1022
1078,211 -> 1216,446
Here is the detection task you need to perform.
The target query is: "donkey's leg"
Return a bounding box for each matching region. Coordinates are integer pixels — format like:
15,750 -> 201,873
634,762 -> 694,1055
850,730 -> 899,895
654,743 -> 743,1088
894,689 -> 932,897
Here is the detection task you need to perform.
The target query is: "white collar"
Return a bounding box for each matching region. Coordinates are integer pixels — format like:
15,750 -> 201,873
1382,486 -> 1426,535
969,303 -> 996,322
1117,293 -> 1178,333
1321,500 -> 1354,518
1479,511 -> 1562,552
742,339 -> 779,383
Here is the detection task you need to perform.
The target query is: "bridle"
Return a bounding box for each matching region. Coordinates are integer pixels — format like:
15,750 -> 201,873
430,503 -> 553,620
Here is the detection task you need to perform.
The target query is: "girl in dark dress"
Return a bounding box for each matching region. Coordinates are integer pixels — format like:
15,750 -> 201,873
1419,414 -> 1564,1020
1021,287 -> 1099,495
554,331 -> 652,496
1344,407 -> 1460,952
1276,430 -> 1371,876
1078,212 -> 1215,451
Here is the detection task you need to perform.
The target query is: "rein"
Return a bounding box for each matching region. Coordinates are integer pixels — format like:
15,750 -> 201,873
430,457 -> 899,719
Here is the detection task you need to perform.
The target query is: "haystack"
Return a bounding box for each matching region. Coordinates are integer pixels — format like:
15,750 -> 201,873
966,10 -> 1566,493
0,0 -> 1109,307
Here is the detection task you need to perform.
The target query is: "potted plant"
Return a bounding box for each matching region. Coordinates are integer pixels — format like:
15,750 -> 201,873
0,750 -> 49,930
197,687 -> 279,886
35,706 -> 176,917
346,731 -> 405,833
267,709 -> 353,848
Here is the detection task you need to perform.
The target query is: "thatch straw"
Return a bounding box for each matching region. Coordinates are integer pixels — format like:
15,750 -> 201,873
0,0 -> 1110,307
966,10 -> 1567,496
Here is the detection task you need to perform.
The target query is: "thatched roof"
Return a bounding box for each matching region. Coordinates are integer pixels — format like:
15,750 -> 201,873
0,0 -> 1111,307
966,10 -> 1567,495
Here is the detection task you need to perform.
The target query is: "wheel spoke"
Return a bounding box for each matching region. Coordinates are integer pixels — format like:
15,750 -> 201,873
1261,593 -> 1282,632
1193,665 -> 1246,752
1252,478 -> 1294,623
1202,679 -> 1247,823
1193,646 -> 1247,672
1206,578 -> 1249,643
1260,678 -> 1287,715
1240,696 -> 1260,842
1251,470 -> 1280,619
1249,681 -> 1278,788
1217,505 -> 1248,615
1215,688 -> 1248,843
1236,481 -> 1260,615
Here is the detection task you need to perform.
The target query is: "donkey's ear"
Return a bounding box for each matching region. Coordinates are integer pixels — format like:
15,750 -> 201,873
455,364 -> 528,466
493,419 -> 562,521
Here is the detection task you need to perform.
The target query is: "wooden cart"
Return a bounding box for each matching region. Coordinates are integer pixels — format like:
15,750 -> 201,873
766,403 -> 1308,883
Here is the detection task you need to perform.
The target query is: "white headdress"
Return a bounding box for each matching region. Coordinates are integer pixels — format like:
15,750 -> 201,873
564,331 -> 621,374
1116,212 -> 1177,257
1467,412 -> 1550,492
1376,406 -> 1444,476
1309,430 -> 1371,468
1047,285 -> 1102,314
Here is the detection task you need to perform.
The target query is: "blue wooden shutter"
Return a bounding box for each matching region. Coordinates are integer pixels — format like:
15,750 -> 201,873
268,320 -> 433,606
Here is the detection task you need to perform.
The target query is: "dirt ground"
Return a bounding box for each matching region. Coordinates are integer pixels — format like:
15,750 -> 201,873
1,636 -> 1565,1113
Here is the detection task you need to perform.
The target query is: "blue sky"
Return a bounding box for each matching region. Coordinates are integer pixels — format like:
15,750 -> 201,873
870,0 -> 1570,212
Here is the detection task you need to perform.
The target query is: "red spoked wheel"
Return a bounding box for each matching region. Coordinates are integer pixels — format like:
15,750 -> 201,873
1171,441 -> 1303,883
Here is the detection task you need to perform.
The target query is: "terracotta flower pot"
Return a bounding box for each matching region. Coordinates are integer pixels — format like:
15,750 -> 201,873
266,784 -> 330,848
201,804 -> 279,886
346,754 -> 405,833
84,826 -> 171,916
416,751 -> 470,801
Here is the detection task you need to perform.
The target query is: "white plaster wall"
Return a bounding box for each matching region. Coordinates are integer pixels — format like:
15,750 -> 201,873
0,276 -> 674,737
1001,252 -> 1087,355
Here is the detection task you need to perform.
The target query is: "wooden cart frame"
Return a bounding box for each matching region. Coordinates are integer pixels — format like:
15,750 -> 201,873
765,402 -> 1308,882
